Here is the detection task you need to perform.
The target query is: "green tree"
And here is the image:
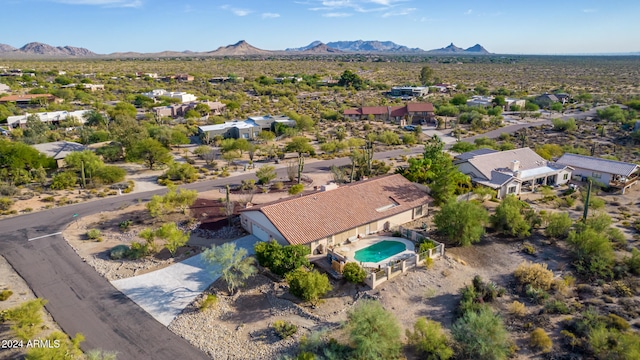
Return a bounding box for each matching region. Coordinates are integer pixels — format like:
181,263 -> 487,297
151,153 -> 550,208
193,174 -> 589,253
22,115 -> 49,144
254,240 -> 310,276
406,317 -> 454,360
420,65 -> 435,86
491,195 -> 531,237
0,140 -> 53,185
257,130 -> 276,142
338,69 -> 364,90
567,227 -> 614,279
285,136 -> 315,156
436,104 -> 460,117
545,212 -> 573,239
203,243 -> 257,294
50,171 -> 77,190
342,262 -> 367,284
156,222 -> 189,257
285,268 -> 332,305
129,138 -> 173,170
451,141 -> 477,153
162,162 -> 198,183
347,299 -> 402,360
435,200 -> 488,246
94,165 -> 126,184
107,101 -> 137,119
255,165 -> 276,185
450,94 -> 468,106
452,306 -> 510,360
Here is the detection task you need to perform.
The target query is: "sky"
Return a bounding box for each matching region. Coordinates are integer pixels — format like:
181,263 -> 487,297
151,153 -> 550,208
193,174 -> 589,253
2,0 -> 639,55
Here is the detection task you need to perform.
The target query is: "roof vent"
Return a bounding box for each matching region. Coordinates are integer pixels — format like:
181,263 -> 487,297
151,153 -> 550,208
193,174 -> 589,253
320,183 -> 339,192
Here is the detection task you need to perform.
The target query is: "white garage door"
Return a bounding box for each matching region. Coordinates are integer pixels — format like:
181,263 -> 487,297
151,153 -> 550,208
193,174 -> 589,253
252,224 -> 270,241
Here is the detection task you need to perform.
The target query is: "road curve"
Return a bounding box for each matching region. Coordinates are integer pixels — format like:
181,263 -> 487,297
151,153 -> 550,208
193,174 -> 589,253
0,115 -> 561,358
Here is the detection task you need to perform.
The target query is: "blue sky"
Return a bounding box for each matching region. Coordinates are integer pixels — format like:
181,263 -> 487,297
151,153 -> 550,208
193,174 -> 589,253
2,0 -> 639,54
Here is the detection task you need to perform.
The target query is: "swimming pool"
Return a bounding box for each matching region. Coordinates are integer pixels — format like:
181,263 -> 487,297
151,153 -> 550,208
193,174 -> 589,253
354,240 -> 407,263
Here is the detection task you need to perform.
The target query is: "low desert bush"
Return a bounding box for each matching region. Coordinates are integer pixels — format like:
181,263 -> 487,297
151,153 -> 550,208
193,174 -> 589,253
509,301 -> 527,316
342,262 -> 366,284
2,298 -> 47,340
545,299 -> 572,314
530,328 -> 553,353
199,294 -> 218,311
406,317 -> 453,360
0,197 -> 13,211
514,261 -> 554,291
272,320 -> 298,339
0,289 -> 13,301
109,245 -> 130,260
86,229 -> 101,241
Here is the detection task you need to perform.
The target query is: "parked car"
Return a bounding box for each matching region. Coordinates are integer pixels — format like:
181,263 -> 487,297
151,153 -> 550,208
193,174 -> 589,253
403,125 -> 416,131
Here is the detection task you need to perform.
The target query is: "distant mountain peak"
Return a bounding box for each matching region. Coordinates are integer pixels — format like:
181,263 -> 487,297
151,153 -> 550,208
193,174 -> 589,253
325,40 -> 421,53
465,44 -> 490,54
286,40 -> 323,52
427,42 -> 490,54
209,40 -> 272,55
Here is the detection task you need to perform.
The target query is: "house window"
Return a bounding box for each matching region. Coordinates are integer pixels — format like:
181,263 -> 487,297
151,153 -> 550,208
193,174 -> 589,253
415,206 -> 423,216
508,186 -> 517,194
563,174 -> 569,180
591,172 -> 602,179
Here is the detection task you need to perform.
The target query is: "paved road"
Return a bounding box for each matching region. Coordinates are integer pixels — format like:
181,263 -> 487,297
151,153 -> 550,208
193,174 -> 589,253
0,110 -> 592,358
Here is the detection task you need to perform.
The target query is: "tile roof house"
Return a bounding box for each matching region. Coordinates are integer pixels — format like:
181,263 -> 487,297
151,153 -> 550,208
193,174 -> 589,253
455,148 -> 572,198
239,174 -> 431,254
343,103 -> 435,124
0,94 -> 62,107
556,153 -> 639,193
198,115 -> 296,141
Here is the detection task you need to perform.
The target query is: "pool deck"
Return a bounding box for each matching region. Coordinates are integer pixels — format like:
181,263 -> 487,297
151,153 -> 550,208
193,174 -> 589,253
333,236 -> 415,269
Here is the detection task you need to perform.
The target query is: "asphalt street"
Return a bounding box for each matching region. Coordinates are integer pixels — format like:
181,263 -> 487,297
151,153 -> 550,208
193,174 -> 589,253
0,111 -> 592,358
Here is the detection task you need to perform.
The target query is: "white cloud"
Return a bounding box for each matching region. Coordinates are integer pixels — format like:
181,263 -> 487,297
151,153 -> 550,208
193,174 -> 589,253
382,7 -> 415,17
220,4 -> 251,16
53,0 -> 142,7
262,12 -> 280,18
309,0 -> 412,15
323,12 -> 352,17
464,9 -> 472,15
582,8 -> 597,13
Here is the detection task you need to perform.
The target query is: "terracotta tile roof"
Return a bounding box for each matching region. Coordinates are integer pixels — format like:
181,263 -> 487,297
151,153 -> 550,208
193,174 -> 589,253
243,174 -> 431,245
407,102 -> 435,112
343,109 -> 361,115
389,106 -> 407,117
361,106 -> 388,115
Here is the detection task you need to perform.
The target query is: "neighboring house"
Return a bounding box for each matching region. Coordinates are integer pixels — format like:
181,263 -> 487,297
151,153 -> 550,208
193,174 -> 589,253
239,174 -> 431,254
141,89 -> 197,103
0,83 -> 10,93
343,103 -> 435,124
467,95 -> 525,110
388,86 -> 429,99
61,84 -> 105,91
153,101 -> 226,118
198,115 -> 296,141
7,110 -> 90,128
0,94 -> 62,107
32,141 -> 87,168
535,93 -> 570,108
556,153 -> 640,193
454,148 -> 572,198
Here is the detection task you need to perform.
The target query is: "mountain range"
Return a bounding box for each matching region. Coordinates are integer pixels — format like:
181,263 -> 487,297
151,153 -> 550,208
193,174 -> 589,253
0,40 -> 491,58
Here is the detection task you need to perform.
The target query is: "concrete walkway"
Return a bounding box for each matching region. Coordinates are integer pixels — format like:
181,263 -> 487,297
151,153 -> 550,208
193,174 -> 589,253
111,234 -> 260,326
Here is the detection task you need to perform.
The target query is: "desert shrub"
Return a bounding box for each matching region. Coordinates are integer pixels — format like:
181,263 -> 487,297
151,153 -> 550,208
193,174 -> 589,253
119,219 -> 133,231
289,183 -> 304,195
525,284 -> 549,304
3,298 -> 47,340
0,197 -> 13,210
612,280 -> 633,297
418,239 -> 437,253
458,276 -> 503,317
162,162 -> 198,183
589,325 -> 640,359
199,294 -> 218,311
545,212 -> 573,239
347,299 -> 402,360
509,301 -> 526,316
0,184 -> 19,196
286,268 -> 332,305
491,195 -> 530,238
522,242 -> 536,255
343,262 -> 366,284
0,289 -> 13,301
127,241 -> 149,259
567,227 -> 614,279
272,181 -> 284,190
606,314 -> 630,331
552,118 -> 577,132
530,328 -> 553,353
94,165 -> 126,184
109,244 -> 130,260
424,257 -> 434,269
514,261 -> 554,291
406,317 -> 454,360
25,331 -> 84,359
545,299 -> 572,314
254,240 -> 310,277
624,248 -> 640,275
273,320 -> 298,339
434,200 -> 488,246
86,228 -> 101,240
452,306 -> 511,360
50,171 -> 77,190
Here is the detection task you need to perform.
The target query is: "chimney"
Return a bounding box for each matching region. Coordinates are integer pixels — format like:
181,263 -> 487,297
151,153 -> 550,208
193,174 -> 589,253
510,160 -> 520,172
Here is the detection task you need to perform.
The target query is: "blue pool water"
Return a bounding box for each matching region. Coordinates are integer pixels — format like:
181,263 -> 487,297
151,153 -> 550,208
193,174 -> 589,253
354,240 -> 406,263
